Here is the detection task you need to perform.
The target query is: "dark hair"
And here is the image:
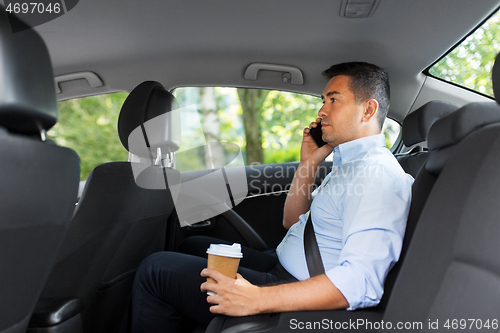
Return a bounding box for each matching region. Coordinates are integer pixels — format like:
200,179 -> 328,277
322,62 -> 390,129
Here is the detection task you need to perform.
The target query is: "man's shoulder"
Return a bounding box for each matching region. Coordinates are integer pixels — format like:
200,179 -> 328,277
353,147 -> 412,182
353,146 -> 398,168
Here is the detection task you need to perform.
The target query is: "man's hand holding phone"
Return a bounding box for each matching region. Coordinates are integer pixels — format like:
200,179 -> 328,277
284,119 -> 334,229
301,118 -> 333,165
309,122 -> 327,148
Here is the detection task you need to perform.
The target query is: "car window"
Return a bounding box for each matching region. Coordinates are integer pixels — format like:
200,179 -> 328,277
48,92 -> 129,180
172,87 -> 400,169
426,8 -> 500,97
48,89 -> 400,178
383,117 -> 400,150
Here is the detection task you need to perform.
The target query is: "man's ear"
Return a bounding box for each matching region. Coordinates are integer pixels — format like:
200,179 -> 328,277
362,99 -> 379,122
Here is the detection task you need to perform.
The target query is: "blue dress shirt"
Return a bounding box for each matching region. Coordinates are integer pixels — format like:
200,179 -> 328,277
276,134 -> 414,310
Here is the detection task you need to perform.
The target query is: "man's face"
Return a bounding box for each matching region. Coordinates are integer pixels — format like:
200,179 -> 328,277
319,75 -> 365,148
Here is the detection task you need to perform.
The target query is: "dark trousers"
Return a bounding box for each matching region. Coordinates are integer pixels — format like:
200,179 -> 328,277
129,236 -> 295,333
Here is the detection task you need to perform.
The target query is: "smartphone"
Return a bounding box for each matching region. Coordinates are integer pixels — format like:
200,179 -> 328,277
309,123 -> 327,148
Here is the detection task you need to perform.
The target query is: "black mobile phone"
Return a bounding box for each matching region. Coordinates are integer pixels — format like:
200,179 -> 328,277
309,123 -> 327,148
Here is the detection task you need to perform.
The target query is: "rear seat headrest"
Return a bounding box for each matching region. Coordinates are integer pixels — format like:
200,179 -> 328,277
0,7 -> 58,135
427,102 -> 500,151
426,102 -> 500,175
118,81 -> 180,156
402,100 -> 459,147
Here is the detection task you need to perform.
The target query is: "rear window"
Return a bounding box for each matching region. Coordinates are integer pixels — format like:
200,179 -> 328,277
427,8 -> 500,97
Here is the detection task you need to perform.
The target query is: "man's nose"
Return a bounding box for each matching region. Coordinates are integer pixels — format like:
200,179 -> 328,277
318,105 -> 327,117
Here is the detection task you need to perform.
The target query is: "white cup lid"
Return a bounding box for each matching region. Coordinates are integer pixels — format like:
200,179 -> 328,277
206,243 -> 243,258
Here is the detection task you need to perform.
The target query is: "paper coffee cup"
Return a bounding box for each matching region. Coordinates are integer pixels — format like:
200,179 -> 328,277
206,243 -> 243,296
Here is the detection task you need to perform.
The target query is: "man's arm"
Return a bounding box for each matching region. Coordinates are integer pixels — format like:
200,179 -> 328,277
200,269 -> 348,317
283,119 -> 333,229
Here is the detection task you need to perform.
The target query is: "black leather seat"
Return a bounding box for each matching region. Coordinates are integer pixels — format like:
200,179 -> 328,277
0,8 -> 80,333
205,55 -> 500,333
396,100 -> 458,178
380,109 -> 500,330
37,81 -> 180,333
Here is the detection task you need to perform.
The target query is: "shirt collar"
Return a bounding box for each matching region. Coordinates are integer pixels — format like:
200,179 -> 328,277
332,134 -> 386,166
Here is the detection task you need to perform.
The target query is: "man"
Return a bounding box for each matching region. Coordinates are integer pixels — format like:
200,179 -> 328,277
129,62 -> 413,332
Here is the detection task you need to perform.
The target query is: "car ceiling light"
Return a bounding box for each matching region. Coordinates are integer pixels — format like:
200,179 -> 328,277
340,0 -> 380,18
244,63 -> 304,85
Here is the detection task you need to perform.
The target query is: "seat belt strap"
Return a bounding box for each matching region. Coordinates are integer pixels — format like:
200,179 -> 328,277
303,212 -> 325,277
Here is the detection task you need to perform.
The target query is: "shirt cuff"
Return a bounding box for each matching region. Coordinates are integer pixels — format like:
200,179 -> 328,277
326,263 -> 379,311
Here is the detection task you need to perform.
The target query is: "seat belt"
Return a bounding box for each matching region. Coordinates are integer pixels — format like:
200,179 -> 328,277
303,212 -> 325,277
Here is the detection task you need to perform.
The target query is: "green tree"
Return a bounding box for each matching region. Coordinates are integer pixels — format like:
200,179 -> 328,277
429,11 -> 500,96
262,91 -> 322,164
48,92 -> 129,180
237,88 -> 270,164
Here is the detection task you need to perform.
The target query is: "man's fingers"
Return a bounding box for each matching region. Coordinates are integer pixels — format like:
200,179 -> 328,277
201,281 -> 221,297
304,118 -> 323,136
206,294 -> 219,305
200,281 -> 212,292
200,268 -> 236,295
201,268 -> 226,282
209,304 -> 223,314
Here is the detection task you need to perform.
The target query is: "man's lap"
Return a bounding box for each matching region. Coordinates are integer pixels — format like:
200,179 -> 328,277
130,245 -> 281,331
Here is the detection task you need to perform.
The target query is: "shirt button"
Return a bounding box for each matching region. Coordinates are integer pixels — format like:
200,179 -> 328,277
334,167 -> 338,172
343,159 -> 347,163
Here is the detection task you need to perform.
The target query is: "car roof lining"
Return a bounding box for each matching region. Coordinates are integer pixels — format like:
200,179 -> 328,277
34,0 -> 500,123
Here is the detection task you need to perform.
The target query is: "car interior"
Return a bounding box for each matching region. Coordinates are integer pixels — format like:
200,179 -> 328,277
2,0 -> 500,332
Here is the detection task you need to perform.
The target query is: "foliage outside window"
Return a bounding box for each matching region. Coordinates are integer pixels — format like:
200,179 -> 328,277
173,87 -> 400,170
48,92 -> 129,180
428,10 -> 500,97
48,89 -> 400,178
173,87 -> 321,168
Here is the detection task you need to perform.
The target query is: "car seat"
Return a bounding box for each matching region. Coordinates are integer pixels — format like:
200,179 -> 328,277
35,81 -> 179,333
0,8 -> 80,333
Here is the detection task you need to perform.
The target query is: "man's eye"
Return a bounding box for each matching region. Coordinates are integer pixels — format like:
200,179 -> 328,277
331,98 -> 336,103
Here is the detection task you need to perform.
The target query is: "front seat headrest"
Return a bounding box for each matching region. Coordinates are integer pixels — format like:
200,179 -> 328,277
402,100 -> 459,147
0,7 -> 58,135
118,81 -> 180,156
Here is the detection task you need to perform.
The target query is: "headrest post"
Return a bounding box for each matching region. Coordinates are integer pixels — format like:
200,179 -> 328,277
164,152 -> 175,168
40,129 -> 47,142
154,147 -> 162,167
